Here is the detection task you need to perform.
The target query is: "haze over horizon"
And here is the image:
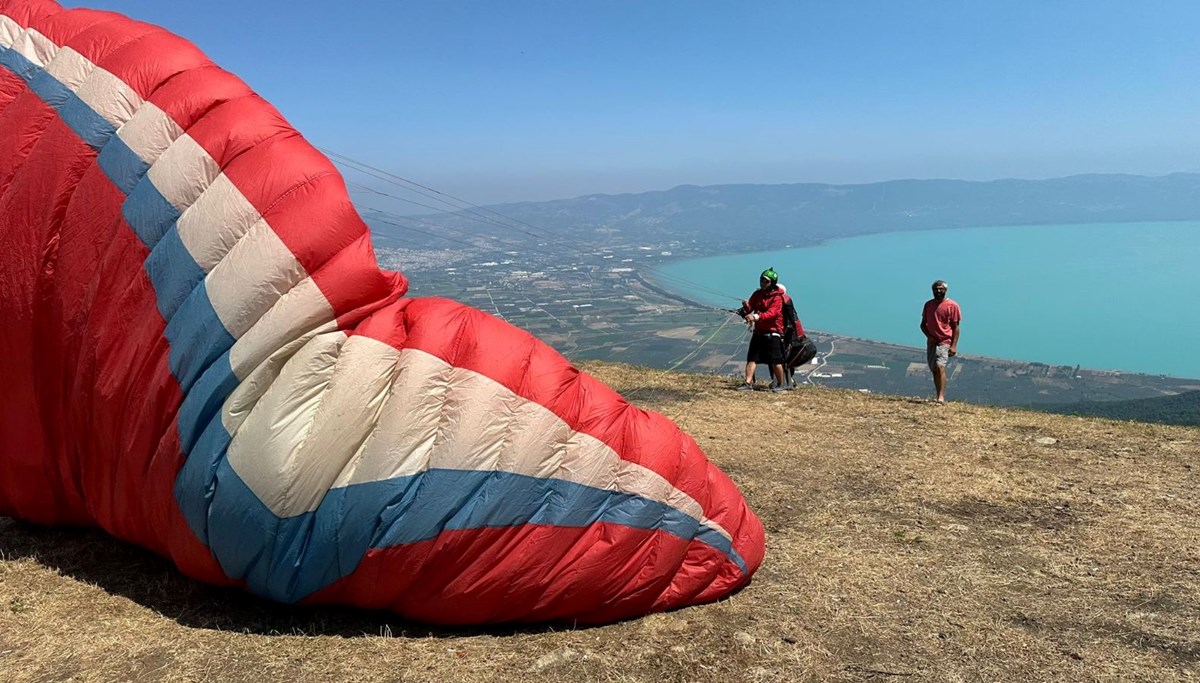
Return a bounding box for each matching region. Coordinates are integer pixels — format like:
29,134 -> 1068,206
71,1 -> 1200,206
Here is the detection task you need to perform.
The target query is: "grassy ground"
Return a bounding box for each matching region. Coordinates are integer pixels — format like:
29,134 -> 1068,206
1,362 -> 1197,682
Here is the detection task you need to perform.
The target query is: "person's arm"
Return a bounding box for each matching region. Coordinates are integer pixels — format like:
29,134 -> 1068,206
740,296 -> 758,324
920,307 -> 935,343
948,320 -> 960,356
737,295 -> 761,326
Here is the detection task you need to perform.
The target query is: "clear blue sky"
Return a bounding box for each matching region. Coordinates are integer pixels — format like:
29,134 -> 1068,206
69,1 -> 1200,205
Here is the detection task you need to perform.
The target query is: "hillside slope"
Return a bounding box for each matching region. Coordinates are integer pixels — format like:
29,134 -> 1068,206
1,363 -> 1197,682
1041,390 -> 1200,427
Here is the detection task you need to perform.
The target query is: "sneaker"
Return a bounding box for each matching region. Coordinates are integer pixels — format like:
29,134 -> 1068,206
736,383 -> 754,392
770,384 -> 787,393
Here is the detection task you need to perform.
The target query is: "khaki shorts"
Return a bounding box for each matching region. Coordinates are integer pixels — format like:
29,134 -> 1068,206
927,343 -> 951,370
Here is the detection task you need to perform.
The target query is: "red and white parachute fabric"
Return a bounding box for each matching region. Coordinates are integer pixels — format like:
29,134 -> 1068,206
0,0 -> 764,624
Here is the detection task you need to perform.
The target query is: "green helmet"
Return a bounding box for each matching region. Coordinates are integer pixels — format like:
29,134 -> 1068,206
760,267 -> 778,284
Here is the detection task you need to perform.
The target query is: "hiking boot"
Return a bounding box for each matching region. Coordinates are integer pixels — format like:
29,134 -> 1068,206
736,383 -> 754,392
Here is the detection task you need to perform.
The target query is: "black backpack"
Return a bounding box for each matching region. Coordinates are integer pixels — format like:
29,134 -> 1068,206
786,335 -> 818,369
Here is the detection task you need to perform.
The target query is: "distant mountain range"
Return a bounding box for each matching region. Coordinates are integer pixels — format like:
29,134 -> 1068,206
376,172 -> 1200,251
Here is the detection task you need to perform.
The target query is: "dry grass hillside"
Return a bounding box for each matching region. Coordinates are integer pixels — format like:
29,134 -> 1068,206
1,362 -> 1197,682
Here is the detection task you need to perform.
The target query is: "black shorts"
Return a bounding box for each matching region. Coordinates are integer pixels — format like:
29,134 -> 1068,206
746,334 -> 784,365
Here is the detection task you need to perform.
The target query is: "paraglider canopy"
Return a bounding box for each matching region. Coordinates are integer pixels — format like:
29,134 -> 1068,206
0,0 -> 764,624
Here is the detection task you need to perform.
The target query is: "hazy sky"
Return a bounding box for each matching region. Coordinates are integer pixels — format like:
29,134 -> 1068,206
68,1 -> 1200,205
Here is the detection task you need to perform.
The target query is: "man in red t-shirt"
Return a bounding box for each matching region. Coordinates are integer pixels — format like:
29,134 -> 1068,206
920,280 -> 961,403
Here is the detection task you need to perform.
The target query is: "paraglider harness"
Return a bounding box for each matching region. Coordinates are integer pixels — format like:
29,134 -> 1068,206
780,298 -> 817,377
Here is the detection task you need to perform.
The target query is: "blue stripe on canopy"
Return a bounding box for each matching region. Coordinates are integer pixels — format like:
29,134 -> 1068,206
203,463 -> 747,603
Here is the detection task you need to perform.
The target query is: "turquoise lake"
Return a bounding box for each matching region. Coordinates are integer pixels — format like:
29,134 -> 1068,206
651,222 -> 1200,379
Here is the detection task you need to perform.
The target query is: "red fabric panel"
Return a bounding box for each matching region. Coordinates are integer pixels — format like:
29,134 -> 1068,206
28,9 -> 155,83
28,154 -> 126,528
221,133 -> 368,275
0,85 -> 55,197
308,524 -> 696,624
181,94 -> 291,168
0,100 -> 81,524
145,66 -> 255,131
309,232 -> 407,329
68,26 -> 210,98
34,157 -> 230,584
0,60 -> 24,109
68,219 -> 168,538
0,0 -> 59,25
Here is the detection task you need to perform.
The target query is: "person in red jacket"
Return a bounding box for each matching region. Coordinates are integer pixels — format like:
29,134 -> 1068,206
737,268 -> 787,392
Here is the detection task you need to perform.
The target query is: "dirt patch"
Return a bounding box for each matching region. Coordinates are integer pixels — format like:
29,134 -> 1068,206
833,471 -> 897,501
931,496 -> 1085,532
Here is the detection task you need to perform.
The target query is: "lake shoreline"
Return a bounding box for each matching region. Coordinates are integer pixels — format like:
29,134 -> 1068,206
645,221 -> 1200,380
640,266 -> 1200,384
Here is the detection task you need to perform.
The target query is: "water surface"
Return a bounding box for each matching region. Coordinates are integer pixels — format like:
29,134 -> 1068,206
652,222 -> 1200,379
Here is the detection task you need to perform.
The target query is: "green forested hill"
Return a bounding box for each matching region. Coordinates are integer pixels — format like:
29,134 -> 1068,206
1039,390 -> 1200,426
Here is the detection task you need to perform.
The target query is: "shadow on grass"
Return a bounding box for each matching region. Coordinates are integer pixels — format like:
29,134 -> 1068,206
613,386 -> 699,404
0,517 -> 596,638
